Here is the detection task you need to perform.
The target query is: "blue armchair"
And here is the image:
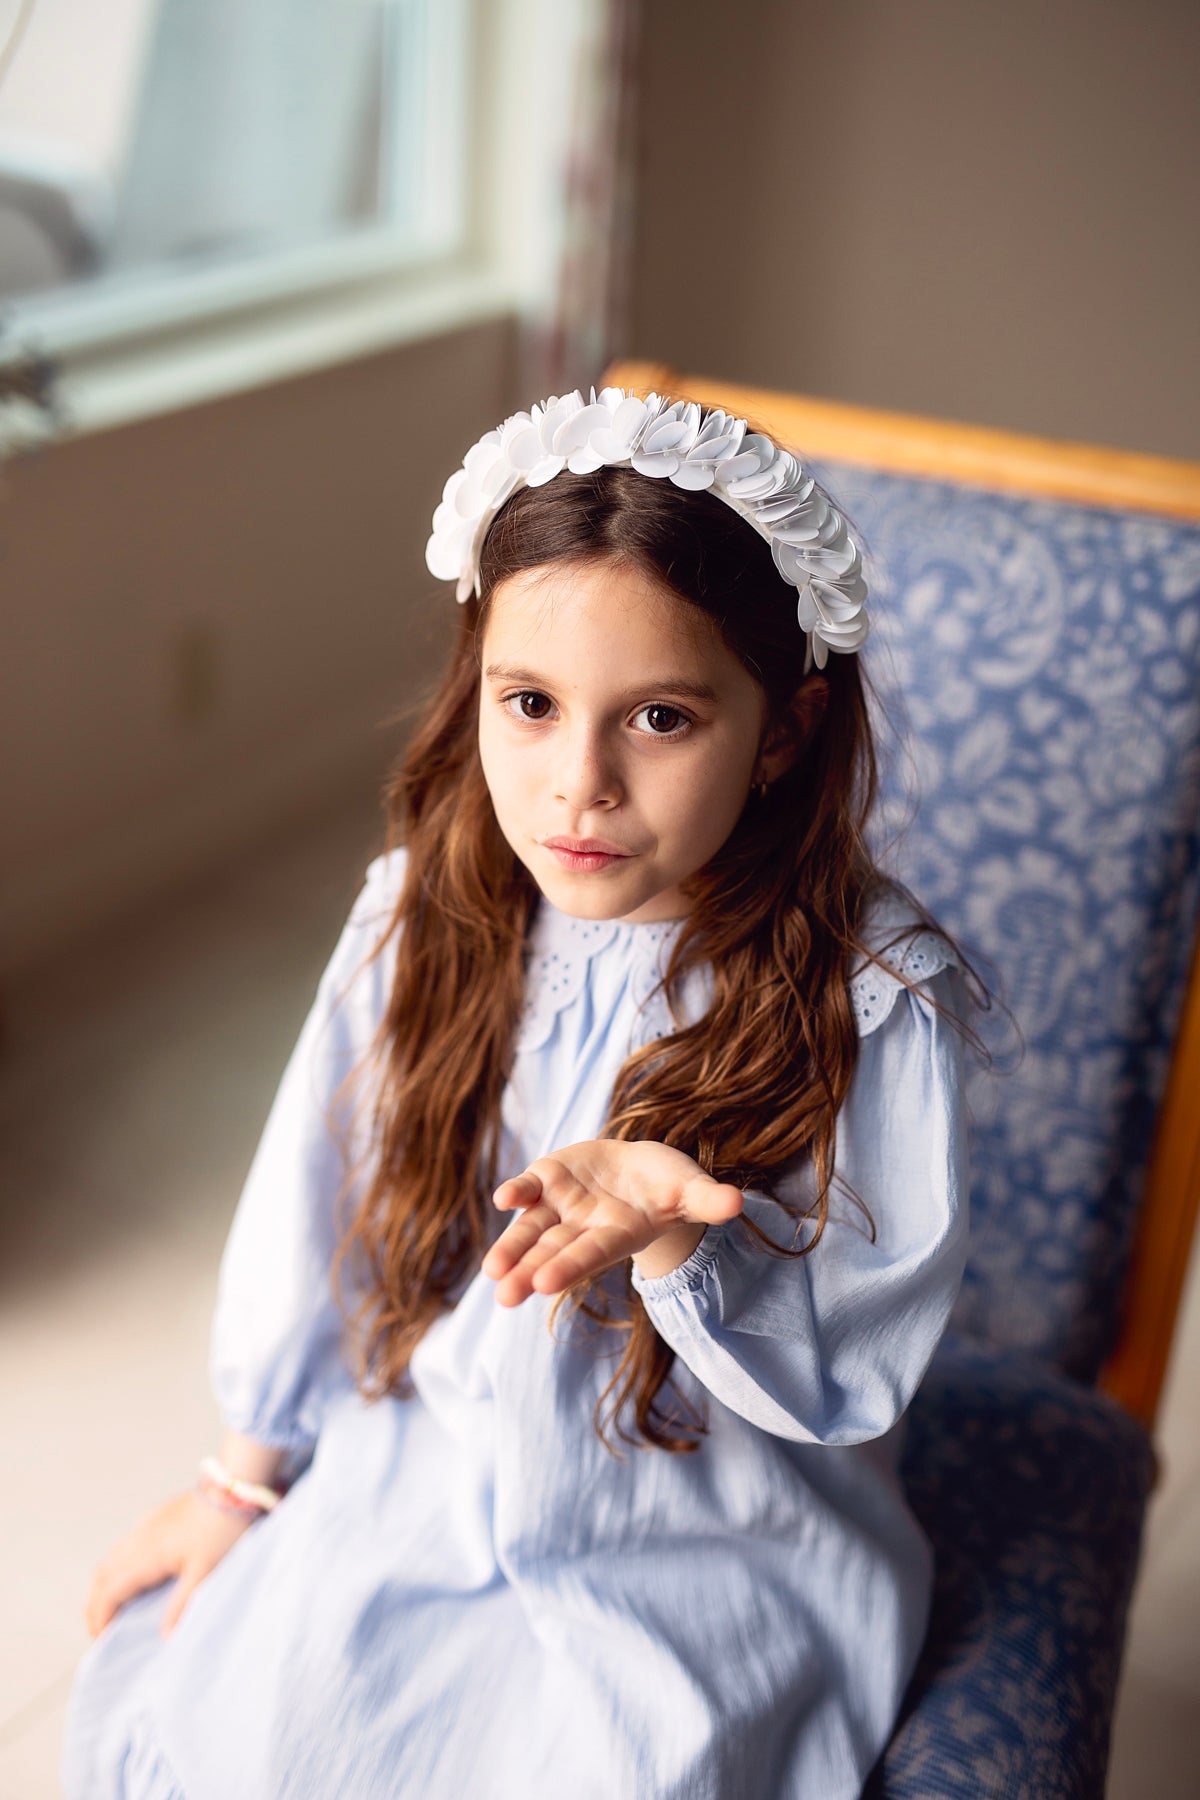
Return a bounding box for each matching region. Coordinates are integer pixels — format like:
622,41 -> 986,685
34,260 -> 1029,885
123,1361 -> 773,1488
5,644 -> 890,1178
612,363 -> 1200,1796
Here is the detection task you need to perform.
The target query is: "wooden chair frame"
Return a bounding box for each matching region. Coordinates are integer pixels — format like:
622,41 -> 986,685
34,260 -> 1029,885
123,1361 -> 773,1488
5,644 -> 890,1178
604,359 -> 1200,1431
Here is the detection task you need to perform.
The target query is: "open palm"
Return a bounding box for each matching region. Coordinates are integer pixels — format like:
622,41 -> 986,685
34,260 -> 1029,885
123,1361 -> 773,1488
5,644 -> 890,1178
482,1138 -> 744,1307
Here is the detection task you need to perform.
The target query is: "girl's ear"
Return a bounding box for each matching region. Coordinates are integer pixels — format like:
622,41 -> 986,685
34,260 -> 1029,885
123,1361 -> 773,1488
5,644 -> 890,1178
755,676 -> 830,785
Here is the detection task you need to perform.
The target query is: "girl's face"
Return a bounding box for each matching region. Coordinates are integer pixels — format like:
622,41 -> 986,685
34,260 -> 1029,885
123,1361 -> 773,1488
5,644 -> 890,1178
478,557 -> 770,924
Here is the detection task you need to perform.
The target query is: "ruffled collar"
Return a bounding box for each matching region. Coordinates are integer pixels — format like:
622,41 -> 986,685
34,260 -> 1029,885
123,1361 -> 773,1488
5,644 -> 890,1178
513,890 -> 959,1053
516,899 -> 687,1053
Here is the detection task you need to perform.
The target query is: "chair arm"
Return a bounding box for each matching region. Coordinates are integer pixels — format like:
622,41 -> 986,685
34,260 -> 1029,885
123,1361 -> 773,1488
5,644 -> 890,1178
866,1338 -> 1156,1799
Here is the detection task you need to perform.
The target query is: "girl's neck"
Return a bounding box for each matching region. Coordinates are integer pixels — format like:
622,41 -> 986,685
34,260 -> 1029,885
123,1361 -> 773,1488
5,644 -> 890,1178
536,890 -> 689,932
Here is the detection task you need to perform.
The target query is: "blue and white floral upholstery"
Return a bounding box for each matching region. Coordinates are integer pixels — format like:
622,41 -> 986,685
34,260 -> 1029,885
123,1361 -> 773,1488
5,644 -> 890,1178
866,1338 -> 1157,1798
802,462 -> 1200,1794
814,465 -> 1200,1382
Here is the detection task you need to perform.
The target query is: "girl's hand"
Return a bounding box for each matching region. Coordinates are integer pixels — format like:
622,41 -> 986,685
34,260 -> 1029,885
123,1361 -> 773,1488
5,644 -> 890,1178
84,1490 -> 257,1641
482,1139 -> 744,1307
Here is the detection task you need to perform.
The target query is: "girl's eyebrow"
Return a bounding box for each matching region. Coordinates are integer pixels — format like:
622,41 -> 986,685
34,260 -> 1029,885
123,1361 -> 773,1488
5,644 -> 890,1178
483,662 -> 720,704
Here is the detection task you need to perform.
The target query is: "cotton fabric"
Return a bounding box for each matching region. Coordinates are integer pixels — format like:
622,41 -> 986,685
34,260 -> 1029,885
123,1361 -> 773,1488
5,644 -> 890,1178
63,849 -> 968,1800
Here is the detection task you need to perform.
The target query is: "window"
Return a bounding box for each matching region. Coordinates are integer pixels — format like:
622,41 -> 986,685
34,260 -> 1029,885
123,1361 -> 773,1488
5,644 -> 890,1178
0,0 -> 468,305
0,0 -> 485,436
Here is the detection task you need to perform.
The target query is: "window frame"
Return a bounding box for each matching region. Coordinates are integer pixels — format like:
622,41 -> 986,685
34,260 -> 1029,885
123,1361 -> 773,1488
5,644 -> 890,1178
0,0 -> 524,444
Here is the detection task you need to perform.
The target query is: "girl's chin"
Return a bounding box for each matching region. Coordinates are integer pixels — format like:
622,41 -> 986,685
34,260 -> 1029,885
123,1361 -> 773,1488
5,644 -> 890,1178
535,870 -> 688,926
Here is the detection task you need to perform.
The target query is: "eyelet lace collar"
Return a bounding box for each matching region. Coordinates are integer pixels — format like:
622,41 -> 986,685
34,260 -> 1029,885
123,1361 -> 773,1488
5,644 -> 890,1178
514,891 -> 958,1052
516,902 -> 685,1053
848,905 -> 959,1036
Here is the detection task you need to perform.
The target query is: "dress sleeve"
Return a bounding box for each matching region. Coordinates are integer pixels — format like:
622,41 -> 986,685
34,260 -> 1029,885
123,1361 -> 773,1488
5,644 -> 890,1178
629,964 -> 970,1446
207,849 -> 404,1455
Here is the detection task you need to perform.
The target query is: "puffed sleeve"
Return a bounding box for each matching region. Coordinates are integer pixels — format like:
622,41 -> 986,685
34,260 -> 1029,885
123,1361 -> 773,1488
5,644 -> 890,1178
208,848 -> 406,1455
629,963 -> 969,1446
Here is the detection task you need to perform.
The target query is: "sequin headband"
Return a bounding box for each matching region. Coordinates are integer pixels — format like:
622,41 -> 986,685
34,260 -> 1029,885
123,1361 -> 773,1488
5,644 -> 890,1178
424,386 -> 868,671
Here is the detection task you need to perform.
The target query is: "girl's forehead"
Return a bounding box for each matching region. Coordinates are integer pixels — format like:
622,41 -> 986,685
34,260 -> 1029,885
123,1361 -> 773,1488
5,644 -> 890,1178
483,559 -> 722,664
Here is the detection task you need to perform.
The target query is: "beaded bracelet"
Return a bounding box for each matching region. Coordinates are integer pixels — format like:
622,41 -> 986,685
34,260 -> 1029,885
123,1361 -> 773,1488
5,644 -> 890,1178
196,1455 -> 287,1519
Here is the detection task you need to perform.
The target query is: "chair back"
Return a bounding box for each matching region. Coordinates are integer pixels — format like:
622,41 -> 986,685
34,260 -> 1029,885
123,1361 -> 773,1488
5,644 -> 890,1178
607,364 -> 1200,1389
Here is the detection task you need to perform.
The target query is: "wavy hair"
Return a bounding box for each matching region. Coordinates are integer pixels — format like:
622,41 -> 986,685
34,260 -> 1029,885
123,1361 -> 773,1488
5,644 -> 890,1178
332,463 -> 927,1454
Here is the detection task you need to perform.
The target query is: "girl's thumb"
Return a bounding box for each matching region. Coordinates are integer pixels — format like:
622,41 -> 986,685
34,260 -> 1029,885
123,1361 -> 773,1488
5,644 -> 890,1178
691,1180 -> 745,1222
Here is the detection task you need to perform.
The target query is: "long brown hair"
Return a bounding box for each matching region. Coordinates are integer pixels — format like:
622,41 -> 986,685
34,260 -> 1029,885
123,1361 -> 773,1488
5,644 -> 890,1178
332,464 -> 913,1455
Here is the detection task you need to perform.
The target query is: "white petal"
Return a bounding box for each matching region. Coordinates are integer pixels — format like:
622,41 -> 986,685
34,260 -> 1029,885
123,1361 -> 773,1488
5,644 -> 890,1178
463,440 -> 500,482
489,469 -> 523,511
675,400 -> 702,452
809,580 -> 863,623
669,461 -> 716,490
756,479 -> 817,523
499,412 -> 533,454
714,448 -> 767,485
795,586 -> 820,630
525,454 -> 566,486
738,433 -> 775,466
692,409 -> 726,446
816,618 -> 869,652
589,427 -> 636,464
610,394 -> 651,446
630,450 -> 679,478
642,415 -> 693,453
506,425 -> 544,472
726,472 -> 775,500
800,539 -> 860,580
441,467 -> 469,507
480,454 -> 517,502
753,455 -> 795,498
691,432 -> 740,464
813,507 -> 846,547
426,533 -> 461,580
726,445 -> 787,498
553,402 -> 610,454
772,540 -> 808,587
453,480 -> 486,520
567,447 -> 605,473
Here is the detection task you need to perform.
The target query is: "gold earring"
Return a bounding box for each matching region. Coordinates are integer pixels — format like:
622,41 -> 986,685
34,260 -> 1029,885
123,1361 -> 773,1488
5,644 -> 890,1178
754,778 -> 769,801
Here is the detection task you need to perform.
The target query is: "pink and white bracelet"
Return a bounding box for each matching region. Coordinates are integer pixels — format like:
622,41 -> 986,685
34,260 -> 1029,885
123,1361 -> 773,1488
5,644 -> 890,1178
196,1455 -> 287,1519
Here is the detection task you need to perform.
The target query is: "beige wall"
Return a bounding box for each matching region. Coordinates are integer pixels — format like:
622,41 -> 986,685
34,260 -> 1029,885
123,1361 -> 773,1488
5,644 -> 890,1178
631,0 -> 1200,460
1,316 -> 517,977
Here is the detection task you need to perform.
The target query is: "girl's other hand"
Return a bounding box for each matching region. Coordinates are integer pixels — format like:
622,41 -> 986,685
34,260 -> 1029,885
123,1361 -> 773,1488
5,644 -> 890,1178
84,1490 -> 256,1641
483,1138 -> 744,1307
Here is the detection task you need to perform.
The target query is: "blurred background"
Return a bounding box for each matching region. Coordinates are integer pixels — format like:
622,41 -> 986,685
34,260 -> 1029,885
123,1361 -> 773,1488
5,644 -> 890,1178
0,1 -> 1197,1793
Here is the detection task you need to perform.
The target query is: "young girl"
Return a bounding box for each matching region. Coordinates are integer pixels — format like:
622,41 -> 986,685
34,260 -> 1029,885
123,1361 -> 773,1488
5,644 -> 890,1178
65,386 -> 969,1800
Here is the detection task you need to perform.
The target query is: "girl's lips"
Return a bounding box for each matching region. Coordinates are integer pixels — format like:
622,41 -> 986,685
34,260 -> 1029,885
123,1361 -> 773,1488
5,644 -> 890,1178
542,838 -> 632,872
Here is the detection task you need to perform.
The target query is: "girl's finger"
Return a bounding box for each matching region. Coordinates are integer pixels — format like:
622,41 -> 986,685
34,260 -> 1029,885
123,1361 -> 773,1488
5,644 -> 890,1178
481,1201 -> 560,1278
491,1219 -> 586,1307
86,1548 -> 173,1637
686,1181 -> 746,1224
530,1220 -> 641,1295
492,1172 -> 542,1211
160,1572 -> 198,1640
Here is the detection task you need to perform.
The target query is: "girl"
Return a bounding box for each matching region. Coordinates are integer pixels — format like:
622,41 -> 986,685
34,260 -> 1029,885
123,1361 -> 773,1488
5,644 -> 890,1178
65,387 -> 969,1800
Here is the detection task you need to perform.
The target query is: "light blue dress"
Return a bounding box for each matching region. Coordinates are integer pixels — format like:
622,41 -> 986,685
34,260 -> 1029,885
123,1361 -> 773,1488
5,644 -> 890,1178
63,848 -> 969,1800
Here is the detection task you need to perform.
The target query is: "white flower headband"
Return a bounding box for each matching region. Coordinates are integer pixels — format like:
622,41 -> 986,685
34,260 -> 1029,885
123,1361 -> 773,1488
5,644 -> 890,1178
425,386 -> 867,670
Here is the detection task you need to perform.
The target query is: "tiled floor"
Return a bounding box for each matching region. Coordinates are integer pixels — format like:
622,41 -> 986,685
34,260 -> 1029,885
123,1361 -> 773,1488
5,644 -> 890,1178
1,792 -> 1197,1796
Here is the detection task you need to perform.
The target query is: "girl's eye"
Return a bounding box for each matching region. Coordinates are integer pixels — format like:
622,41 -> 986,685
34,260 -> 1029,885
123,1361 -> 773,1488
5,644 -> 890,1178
633,703 -> 690,738
505,690 -> 554,722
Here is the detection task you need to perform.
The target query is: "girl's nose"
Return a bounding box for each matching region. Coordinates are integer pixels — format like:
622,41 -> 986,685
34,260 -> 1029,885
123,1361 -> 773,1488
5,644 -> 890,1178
554,729 -> 622,811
